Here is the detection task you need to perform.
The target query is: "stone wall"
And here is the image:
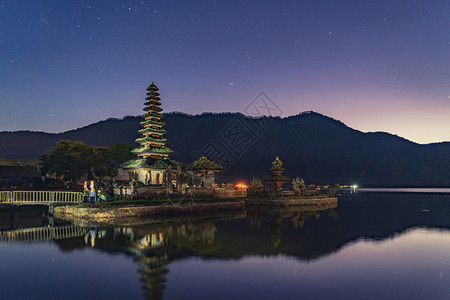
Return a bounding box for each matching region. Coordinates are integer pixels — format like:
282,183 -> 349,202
215,189 -> 247,198
55,201 -> 245,223
186,188 -> 215,196
245,197 -> 337,208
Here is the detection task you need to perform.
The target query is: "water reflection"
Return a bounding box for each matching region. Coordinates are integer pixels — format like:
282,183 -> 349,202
57,220 -> 223,299
1,193 -> 450,299
1,224 -> 88,243
247,207 -> 333,247
0,207 -> 56,230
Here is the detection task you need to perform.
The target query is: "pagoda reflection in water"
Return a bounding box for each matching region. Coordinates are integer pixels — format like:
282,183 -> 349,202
80,220 -> 220,300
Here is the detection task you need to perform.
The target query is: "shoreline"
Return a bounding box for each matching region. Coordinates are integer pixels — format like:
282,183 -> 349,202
55,201 -> 246,225
245,197 -> 338,208
55,196 -> 338,224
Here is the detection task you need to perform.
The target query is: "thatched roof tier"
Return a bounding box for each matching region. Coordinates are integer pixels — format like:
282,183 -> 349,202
120,158 -> 150,169
135,136 -> 168,144
144,100 -> 161,106
270,166 -> 285,172
138,127 -> 167,135
142,110 -> 164,118
272,156 -> 283,166
131,145 -> 173,156
120,157 -> 181,170
147,82 -> 159,91
186,156 -> 224,171
145,94 -> 161,100
143,105 -> 163,112
140,119 -> 165,127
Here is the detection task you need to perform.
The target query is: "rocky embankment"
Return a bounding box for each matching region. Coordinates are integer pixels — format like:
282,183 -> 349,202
245,197 -> 337,208
55,201 -> 245,224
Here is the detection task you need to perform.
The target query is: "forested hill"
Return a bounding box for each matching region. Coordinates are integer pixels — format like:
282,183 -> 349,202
1,111 -> 449,187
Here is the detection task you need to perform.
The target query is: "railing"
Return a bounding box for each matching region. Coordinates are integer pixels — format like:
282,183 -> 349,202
0,225 -> 89,243
0,191 -> 11,203
0,191 -> 84,205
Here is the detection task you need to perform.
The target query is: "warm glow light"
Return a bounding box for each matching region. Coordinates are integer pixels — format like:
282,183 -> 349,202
236,183 -> 247,190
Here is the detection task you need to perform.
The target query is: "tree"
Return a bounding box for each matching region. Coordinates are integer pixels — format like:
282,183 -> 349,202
41,141 -> 136,187
41,140 -> 95,184
175,165 -> 183,193
328,184 -> 340,196
299,178 -> 306,195
162,166 -> 172,193
291,177 -> 301,194
91,148 -> 118,182
108,143 -> 135,164
248,177 -> 264,197
184,171 -> 193,185
291,177 -> 306,196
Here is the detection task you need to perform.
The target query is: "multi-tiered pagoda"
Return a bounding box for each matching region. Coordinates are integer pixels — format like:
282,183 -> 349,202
134,82 -> 172,159
264,156 -> 290,192
121,82 -> 180,187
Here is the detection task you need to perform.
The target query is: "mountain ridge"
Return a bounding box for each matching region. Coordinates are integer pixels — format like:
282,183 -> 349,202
1,111 -> 449,186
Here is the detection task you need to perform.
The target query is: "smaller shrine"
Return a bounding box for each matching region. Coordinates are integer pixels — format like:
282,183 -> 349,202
186,156 -> 223,188
264,156 -> 290,192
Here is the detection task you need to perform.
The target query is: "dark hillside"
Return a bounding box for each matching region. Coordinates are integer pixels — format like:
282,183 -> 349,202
1,112 -> 449,186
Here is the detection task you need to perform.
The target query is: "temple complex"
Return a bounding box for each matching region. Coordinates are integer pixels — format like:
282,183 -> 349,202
264,156 -> 290,192
121,82 -> 180,188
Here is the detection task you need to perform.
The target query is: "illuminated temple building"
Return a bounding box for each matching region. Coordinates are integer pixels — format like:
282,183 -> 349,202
121,82 -> 181,188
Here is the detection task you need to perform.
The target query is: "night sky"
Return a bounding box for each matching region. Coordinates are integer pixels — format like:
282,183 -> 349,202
1,0 -> 448,144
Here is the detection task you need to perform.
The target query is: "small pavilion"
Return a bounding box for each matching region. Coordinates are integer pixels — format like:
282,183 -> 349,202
186,157 -> 223,188
264,156 -> 290,192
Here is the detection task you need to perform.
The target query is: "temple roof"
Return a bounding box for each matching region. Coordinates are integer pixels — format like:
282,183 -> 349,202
272,156 -> 283,166
186,156 -> 224,171
270,166 -> 285,172
147,82 -> 159,91
143,106 -> 163,112
135,136 -> 168,144
120,158 -> 150,169
144,101 -> 161,106
147,158 -> 182,170
131,145 -> 173,155
138,127 -> 167,135
142,110 -> 164,118
140,119 -> 165,127
121,157 -> 181,170
145,94 -> 161,100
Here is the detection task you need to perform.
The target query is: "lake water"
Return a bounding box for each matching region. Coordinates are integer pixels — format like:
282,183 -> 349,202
1,193 -> 450,299
356,188 -> 450,193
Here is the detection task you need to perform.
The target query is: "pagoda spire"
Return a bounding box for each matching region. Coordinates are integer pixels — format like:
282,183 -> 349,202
131,82 -> 173,159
